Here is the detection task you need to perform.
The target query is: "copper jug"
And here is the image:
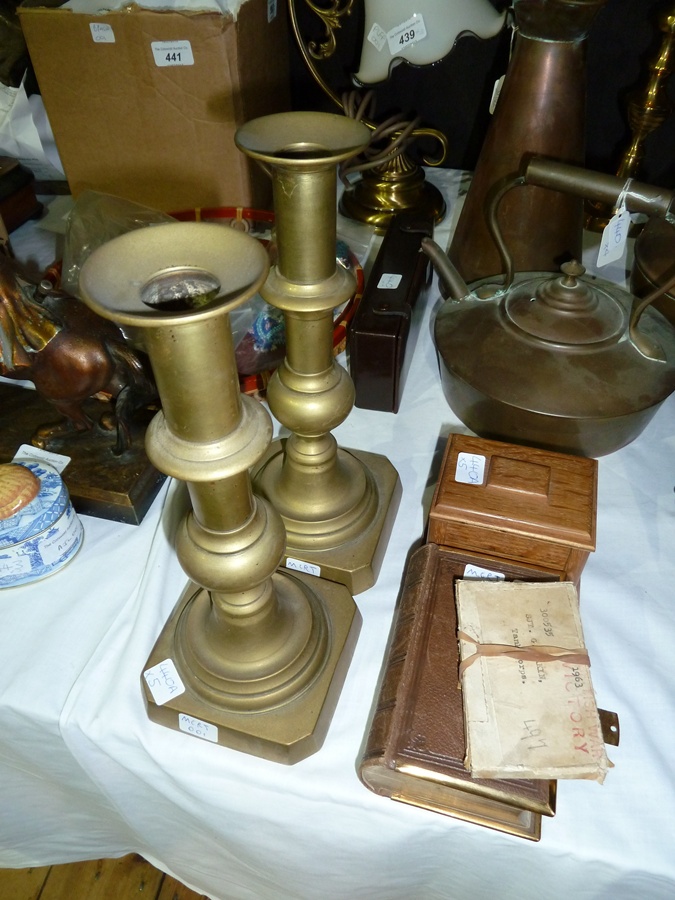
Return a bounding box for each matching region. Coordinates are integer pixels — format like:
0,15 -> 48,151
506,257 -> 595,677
449,0 -> 608,283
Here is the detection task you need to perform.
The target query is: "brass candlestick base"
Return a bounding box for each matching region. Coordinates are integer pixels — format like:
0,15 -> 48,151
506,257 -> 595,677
236,112 -> 401,595
79,222 -> 360,764
256,441 -> 401,595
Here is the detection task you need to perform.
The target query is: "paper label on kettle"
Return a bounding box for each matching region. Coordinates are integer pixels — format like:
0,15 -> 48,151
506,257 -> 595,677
597,208 -> 630,267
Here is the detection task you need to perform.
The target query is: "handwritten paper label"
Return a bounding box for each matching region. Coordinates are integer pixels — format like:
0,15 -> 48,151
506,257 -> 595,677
143,659 -> 186,706
39,506 -> 82,566
151,41 -> 194,68
463,564 -> 505,581
387,15 -> 427,57
285,557 -> 321,578
90,23 -> 115,43
13,444 -> 70,474
179,713 -> 218,743
489,75 -> 505,114
597,208 -> 630,267
456,581 -> 611,782
367,23 -> 388,53
377,273 -> 403,290
455,452 -> 486,485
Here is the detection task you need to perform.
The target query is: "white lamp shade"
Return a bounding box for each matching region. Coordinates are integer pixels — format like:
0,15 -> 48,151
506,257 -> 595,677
354,0 -> 506,85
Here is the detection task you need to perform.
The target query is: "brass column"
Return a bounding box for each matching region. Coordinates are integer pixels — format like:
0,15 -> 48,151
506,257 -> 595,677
79,222 -> 360,764
236,112 -> 401,595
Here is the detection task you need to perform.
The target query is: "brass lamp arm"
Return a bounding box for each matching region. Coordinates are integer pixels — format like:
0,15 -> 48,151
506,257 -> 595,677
288,0 -> 448,167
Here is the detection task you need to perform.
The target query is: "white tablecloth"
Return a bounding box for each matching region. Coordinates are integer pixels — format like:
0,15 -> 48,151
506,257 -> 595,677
1,173 -> 674,899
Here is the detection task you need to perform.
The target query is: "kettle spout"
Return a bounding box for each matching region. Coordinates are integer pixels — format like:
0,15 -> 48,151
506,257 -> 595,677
421,237 -> 469,301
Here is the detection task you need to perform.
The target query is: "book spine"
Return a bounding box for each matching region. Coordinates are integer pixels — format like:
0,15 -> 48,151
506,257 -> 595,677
360,543 -> 435,773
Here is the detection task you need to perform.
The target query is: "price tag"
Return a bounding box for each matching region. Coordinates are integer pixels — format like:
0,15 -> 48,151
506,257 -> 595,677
463,564 -> 505,581
489,75 -> 505,115
455,452 -> 486,485
597,208 -> 630,267
286,557 -> 321,578
151,41 -> 194,68
387,15 -> 427,56
367,23 -> 388,53
179,713 -> 218,743
13,443 -> 70,474
377,273 -> 402,290
143,659 -> 186,706
90,23 -> 115,43
39,506 -> 82,566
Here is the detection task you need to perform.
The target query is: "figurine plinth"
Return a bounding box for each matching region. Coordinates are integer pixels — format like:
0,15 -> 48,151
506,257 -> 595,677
79,221 -> 360,763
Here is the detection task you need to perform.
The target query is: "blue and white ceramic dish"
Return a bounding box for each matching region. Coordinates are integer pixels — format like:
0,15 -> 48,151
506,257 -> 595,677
0,460 -> 83,589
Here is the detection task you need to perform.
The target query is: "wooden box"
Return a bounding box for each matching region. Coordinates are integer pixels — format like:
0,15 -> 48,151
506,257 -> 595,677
427,434 -> 597,585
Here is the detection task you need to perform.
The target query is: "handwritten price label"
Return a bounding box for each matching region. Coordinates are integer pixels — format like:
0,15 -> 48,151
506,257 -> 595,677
597,208 -> 629,267
455,452 -> 486,485
143,659 -> 186,706
464,564 -> 505,581
377,273 -> 403,290
90,23 -> 115,43
285,557 -> 321,578
178,714 -> 218,743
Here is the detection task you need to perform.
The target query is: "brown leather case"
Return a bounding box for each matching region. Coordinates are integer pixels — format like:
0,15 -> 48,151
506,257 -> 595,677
348,209 -> 433,413
358,543 -> 556,841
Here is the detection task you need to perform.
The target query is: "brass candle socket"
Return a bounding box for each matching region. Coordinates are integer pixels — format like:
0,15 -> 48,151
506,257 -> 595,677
79,222 -> 360,764
236,112 -> 401,595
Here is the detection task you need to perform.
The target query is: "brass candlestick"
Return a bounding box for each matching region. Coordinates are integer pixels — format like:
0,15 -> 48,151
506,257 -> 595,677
587,3 -> 675,233
236,112 -> 401,595
79,222 -> 360,764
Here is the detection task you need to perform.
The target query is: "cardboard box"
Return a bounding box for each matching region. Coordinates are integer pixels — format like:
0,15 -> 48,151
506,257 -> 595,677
18,0 -> 291,211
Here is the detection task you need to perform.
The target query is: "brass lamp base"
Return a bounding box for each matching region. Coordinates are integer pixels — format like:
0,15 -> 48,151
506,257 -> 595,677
340,156 -> 447,231
256,442 -> 401,595
142,570 -> 360,764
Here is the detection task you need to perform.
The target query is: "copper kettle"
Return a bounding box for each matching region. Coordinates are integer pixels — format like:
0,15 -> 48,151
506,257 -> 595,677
423,157 -> 675,457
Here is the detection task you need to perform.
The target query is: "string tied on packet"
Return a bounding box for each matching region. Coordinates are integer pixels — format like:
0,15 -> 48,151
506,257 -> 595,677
457,630 -> 591,678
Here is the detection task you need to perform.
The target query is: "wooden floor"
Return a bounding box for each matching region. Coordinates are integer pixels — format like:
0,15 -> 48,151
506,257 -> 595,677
0,854 -> 210,900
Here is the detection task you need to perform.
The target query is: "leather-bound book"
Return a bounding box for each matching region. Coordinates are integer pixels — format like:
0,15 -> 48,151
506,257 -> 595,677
358,543 -> 556,841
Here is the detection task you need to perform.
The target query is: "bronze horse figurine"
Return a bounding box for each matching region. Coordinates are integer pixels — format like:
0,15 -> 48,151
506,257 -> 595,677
0,254 -> 157,455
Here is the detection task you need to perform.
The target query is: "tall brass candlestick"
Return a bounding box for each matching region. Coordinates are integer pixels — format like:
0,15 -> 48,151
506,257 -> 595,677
79,222 -> 360,764
587,3 -> 675,233
236,112 -> 401,595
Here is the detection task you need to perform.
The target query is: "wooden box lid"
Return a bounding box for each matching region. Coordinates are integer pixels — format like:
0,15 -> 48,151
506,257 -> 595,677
428,434 -> 597,565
